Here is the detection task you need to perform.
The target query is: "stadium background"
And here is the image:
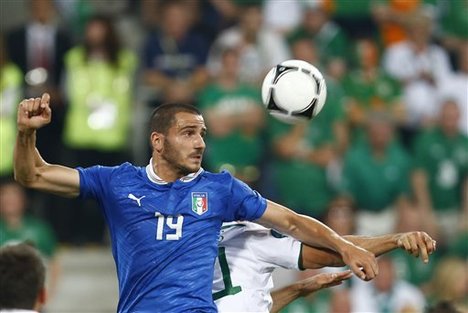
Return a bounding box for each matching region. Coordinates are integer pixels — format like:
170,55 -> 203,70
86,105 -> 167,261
0,0 -> 466,312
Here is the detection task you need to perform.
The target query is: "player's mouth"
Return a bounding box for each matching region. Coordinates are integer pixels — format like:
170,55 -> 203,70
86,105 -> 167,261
189,154 -> 202,161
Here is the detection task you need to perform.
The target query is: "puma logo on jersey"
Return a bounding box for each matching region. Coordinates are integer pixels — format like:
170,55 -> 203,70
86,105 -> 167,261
128,194 -> 145,207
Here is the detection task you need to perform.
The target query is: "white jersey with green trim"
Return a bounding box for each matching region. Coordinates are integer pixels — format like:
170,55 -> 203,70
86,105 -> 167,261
213,221 -> 302,312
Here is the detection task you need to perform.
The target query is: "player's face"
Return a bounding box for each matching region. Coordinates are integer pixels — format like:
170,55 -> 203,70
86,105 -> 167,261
162,112 -> 206,176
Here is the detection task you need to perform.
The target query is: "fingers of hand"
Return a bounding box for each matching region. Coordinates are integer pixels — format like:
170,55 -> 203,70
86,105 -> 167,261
25,98 -> 34,115
422,232 -> 436,254
25,98 -> 42,118
350,263 -> 367,280
409,235 -> 420,257
370,253 -> 378,276
401,236 -> 412,252
333,271 -> 353,283
325,281 -> 343,288
41,93 -> 50,109
362,263 -> 376,280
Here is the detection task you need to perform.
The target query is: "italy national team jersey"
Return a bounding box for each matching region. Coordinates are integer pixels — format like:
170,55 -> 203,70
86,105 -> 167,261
77,161 -> 267,313
213,222 -> 302,312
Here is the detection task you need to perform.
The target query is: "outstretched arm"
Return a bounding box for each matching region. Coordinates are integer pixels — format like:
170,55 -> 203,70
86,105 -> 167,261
270,271 -> 352,313
256,200 -> 378,281
14,93 -> 80,197
301,232 -> 437,269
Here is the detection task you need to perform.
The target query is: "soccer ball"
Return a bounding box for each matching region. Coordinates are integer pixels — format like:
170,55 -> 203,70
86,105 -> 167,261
261,59 -> 327,124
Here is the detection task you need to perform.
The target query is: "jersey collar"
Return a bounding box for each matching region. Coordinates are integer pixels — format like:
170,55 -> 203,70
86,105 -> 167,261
145,158 -> 204,185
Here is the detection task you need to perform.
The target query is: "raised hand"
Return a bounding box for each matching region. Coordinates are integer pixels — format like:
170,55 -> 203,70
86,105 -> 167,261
17,93 -> 52,133
340,242 -> 378,281
298,270 -> 353,296
396,231 -> 437,263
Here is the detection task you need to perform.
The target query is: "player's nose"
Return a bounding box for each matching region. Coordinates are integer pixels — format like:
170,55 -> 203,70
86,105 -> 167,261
194,134 -> 206,149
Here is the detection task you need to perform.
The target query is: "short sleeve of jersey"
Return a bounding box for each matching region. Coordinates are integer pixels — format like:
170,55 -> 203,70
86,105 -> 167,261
255,229 -> 302,271
224,174 -> 267,222
77,165 -> 114,200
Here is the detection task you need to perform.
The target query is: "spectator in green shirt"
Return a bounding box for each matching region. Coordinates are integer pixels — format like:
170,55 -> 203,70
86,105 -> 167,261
440,0 -> 468,56
341,112 -> 412,235
0,180 -> 60,300
412,100 -> 468,243
268,79 -> 347,218
198,48 -> 265,185
343,38 -> 404,143
287,4 -> 349,81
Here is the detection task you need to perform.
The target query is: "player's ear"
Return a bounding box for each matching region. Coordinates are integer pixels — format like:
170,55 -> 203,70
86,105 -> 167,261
36,287 -> 47,309
151,132 -> 164,153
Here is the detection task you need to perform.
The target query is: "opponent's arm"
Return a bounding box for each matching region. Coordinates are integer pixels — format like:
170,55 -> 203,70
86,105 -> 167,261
256,200 -> 378,280
301,232 -> 437,269
14,93 -> 80,197
270,271 -> 352,313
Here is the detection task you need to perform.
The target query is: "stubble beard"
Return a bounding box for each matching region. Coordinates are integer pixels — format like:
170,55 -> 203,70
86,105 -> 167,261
162,138 -> 199,177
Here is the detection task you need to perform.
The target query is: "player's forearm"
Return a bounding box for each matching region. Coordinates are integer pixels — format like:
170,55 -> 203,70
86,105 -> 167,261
345,234 -> 398,258
14,130 -> 79,197
290,213 -> 355,255
270,283 -> 303,313
261,201 -> 352,253
301,234 -> 398,269
14,130 -> 46,186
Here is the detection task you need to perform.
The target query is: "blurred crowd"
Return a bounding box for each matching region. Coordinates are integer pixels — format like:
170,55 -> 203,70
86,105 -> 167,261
0,0 -> 467,312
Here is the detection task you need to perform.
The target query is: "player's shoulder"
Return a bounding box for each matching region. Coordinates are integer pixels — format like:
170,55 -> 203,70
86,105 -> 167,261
83,162 -> 142,180
201,170 -> 237,186
100,162 -> 140,174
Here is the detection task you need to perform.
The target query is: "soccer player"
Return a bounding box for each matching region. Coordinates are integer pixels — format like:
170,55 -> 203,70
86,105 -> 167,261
14,93 -> 377,312
0,243 -> 47,312
213,221 -> 436,312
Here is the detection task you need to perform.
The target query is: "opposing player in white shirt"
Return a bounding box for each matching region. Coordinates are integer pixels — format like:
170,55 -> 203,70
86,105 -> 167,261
213,222 -> 436,313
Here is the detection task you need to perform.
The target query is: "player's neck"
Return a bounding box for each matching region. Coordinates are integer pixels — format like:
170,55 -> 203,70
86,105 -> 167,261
151,157 -> 185,182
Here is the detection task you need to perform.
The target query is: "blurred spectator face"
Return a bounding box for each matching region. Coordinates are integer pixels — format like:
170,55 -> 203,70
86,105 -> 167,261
406,13 -> 433,46
396,204 -> 421,232
324,198 -> 356,235
439,101 -> 460,136
329,289 -> 351,313
356,39 -> 379,69
0,183 -> 26,220
240,6 -> 263,37
221,49 -> 240,78
374,257 -> 395,292
85,20 -> 108,48
161,2 -> 191,40
367,117 -> 394,151
431,258 -> 468,302
303,8 -> 327,34
327,58 -> 347,81
30,0 -> 55,24
291,39 -> 319,65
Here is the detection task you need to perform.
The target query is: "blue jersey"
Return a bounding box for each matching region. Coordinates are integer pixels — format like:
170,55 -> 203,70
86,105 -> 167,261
78,162 -> 267,313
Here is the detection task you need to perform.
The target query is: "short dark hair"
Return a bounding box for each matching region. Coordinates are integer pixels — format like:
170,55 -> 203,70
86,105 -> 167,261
0,243 -> 46,310
149,103 -> 201,135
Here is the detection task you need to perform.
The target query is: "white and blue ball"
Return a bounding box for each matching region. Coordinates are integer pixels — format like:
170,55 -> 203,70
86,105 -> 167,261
261,59 -> 327,124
